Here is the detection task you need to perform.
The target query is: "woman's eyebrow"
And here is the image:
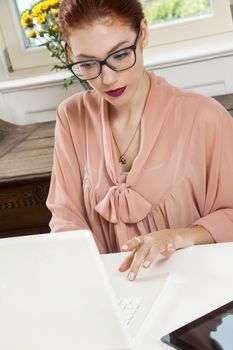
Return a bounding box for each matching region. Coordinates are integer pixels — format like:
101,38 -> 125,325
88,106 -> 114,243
77,40 -> 129,60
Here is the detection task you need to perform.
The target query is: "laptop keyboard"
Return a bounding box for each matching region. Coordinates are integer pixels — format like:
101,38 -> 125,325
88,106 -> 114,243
118,297 -> 144,325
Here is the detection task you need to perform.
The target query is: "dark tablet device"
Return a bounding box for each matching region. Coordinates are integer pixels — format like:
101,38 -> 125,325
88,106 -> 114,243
161,300 -> 233,350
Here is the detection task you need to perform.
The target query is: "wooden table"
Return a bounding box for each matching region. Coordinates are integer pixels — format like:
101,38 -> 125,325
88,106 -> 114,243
214,93 -> 233,117
0,93 -> 232,238
0,121 -> 55,238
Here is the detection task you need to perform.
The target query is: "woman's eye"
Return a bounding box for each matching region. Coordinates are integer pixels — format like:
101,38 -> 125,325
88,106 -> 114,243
112,50 -> 130,61
79,62 -> 95,70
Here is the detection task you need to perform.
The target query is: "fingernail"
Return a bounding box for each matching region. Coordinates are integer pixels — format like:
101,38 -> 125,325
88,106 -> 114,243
128,272 -> 135,281
167,243 -> 175,251
167,243 -> 173,250
143,260 -> 151,268
121,244 -> 128,251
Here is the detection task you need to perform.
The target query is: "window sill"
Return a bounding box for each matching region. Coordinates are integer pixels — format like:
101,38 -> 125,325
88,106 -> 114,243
144,31 -> 233,70
0,71 -> 73,93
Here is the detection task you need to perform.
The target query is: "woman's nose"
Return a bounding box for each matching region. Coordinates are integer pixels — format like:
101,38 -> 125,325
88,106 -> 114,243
101,64 -> 118,86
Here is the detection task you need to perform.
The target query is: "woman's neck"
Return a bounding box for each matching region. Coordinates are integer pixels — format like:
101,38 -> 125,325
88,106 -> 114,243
109,70 -> 151,126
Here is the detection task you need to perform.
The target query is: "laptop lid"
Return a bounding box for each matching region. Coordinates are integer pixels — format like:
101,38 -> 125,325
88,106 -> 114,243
0,230 -> 131,350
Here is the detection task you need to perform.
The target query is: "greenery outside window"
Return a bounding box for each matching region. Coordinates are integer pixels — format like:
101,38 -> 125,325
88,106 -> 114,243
143,0 -> 212,27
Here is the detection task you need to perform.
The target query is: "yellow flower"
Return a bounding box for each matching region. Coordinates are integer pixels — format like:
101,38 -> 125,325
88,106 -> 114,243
32,0 -> 60,18
51,24 -> 59,32
40,1 -> 50,12
32,4 -> 43,17
37,12 -> 47,24
50,0 -> 60,6
51,8 -> 59,15
21,10 -> 33,28
27,29 -> 37,39
55,16 -> 59,22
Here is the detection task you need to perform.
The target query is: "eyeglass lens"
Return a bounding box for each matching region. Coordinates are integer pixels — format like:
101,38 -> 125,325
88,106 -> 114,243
71,47 -> 136,80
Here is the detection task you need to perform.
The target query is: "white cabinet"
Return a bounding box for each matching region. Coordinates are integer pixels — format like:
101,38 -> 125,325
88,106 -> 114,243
0,72 -> 82,124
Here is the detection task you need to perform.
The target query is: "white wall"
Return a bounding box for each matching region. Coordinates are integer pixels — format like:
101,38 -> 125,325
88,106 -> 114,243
154,55 -> 233,96
0,57 -> 6,81
0,26 -> 7,81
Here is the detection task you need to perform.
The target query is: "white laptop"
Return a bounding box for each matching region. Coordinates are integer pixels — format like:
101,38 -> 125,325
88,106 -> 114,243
0,230 -> 169,350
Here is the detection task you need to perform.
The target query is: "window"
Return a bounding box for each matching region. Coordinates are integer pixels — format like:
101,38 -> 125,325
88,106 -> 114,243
0,0 -> 54,72
0,0 -> 232,75
142,0 -> 233,47
15,0 -> 40,49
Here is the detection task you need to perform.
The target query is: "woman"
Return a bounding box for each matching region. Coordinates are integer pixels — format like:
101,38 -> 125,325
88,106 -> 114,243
46,0 -> 233,281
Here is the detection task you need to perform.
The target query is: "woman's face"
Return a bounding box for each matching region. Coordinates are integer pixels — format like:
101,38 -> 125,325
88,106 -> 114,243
68,18 -> 148,107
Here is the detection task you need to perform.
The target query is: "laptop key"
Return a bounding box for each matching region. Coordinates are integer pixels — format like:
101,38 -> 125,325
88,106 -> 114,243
118,297 -> 144,325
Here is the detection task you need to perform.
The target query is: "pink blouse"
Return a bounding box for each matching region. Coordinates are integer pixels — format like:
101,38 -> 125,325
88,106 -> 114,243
46,72 -> 233,253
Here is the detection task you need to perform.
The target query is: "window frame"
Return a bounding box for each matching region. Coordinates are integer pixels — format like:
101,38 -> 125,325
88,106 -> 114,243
0,0 -> 232,75
146,0 -> 233,48
0,0 -> 55,72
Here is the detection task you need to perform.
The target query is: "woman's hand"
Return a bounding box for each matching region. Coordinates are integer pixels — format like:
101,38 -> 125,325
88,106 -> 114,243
119,226 -> 214,281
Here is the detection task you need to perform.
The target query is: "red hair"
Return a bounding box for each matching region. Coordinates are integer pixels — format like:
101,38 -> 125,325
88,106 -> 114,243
59,0 -> 144,41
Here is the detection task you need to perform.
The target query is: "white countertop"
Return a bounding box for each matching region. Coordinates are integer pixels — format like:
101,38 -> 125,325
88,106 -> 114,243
102,243 -> 233,349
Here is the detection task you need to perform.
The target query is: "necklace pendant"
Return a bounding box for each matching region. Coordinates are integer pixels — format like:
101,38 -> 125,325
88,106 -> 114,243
119,155 -> 126,164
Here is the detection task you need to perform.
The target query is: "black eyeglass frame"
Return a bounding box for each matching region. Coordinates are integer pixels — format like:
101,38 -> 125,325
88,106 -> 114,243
66,27 -> 141,81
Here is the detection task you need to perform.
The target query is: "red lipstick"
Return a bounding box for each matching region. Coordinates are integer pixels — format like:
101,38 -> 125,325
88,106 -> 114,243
105,86 -> 126,97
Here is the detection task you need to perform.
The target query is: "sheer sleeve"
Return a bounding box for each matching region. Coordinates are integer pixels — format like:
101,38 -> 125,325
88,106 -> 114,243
46,107 -> 90,233
192,98 -> 233,242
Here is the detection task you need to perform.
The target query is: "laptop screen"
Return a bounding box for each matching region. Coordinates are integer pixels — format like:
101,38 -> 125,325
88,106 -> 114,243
161,300 -> 233,350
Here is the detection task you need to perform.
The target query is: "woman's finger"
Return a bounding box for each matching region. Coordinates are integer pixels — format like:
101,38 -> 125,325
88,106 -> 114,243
142,242 -> 175,268
118,250 -> 135,272
121,236 -> 143,252
142,244 -> 160,268
119,234 -> 176,280
159,242 -> 175,257
127,245 -> 150,281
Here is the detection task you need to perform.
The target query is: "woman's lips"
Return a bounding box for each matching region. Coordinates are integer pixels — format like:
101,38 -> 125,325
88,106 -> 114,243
105,86 -> 126,97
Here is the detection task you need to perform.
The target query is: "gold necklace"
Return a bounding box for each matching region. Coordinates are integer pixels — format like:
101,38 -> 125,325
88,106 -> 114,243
111,119 -> 141,165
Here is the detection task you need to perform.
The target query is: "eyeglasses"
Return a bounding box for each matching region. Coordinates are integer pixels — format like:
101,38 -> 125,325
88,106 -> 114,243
67,27 -> 141,81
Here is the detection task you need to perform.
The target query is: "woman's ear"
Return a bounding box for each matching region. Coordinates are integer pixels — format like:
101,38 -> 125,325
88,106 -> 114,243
140,18 -> 149,49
